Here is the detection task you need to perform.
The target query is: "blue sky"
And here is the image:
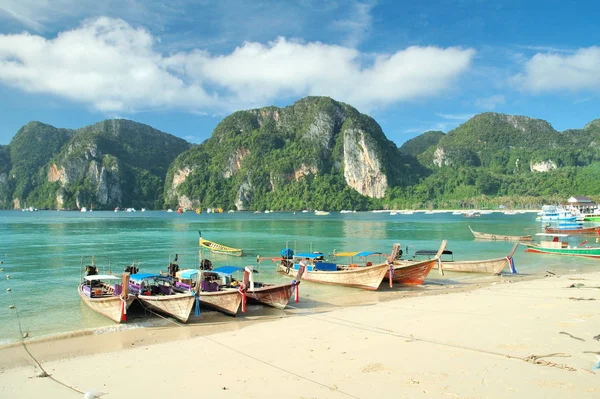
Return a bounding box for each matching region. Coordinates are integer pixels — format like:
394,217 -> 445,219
0,0 -> 599,146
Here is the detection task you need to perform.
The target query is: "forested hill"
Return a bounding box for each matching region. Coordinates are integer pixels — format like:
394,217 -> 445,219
164,96 -> 425,211
0,98 -> 598,211
386,112 -> 600,210
0,120 -> 191,210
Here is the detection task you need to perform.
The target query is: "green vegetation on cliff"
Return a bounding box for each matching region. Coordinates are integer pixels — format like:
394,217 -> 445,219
166,96 -> 424,211
0,119 -> 191,210
1,98 -> 598,212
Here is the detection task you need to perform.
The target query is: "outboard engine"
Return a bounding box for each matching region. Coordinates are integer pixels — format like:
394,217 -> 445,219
85,265 -> 98,276
124,263 -> 139,274
200,259 -> 213,270
167,262 -> 179,278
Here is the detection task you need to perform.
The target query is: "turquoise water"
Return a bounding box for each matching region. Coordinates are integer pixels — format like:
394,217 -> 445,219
1,210 -> 598,344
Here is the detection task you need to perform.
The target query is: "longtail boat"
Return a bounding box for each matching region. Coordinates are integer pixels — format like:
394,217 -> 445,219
78,256 -> 134,323
129,273 -> 196,323
234,265 -> 301,310
163,256 -> 242,316
522,233 -> 600,258
468,225 -> 532,241
544,225 -> 600,235
384,240 -> 448,285
178,268 -> 242,316
439,242 -> 520,274
277,252 -> 388,291
199,232 -> 243,257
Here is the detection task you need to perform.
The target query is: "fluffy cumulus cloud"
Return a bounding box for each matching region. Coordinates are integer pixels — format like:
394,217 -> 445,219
0,17 -> 475,113
512,46 -> 600,92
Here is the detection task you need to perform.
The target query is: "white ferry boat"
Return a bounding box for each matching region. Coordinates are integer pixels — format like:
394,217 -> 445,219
535,205 -> 576,222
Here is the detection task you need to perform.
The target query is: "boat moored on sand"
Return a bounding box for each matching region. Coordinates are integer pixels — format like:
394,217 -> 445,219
278,251 -> 388,291
78,256 -> 135,323
129,273 -> 196,323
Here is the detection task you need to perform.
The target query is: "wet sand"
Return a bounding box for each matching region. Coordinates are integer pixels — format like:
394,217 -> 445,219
1,270 -> 599,398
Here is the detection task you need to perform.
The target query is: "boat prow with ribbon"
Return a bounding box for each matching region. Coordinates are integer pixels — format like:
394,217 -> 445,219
385,241 -> 448,285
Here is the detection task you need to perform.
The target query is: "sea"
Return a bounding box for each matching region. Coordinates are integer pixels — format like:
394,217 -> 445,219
1,209 -> 598,346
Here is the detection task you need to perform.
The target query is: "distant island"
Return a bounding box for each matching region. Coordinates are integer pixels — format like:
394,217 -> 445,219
0,96 -> 598,211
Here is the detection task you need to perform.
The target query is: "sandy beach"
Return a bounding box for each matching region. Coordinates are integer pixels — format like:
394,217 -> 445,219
1,271 -> 599,398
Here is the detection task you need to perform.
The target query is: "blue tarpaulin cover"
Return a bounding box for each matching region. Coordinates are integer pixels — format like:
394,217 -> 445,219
130,273 -> 159,280
315,262 -> 337,271
294,253 -> 323,259
213,266 -> 244,275
179,269 -> 198,279
280,248 -> 294,258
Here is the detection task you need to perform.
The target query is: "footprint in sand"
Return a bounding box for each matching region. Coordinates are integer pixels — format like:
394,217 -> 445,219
361,363 -> 385,373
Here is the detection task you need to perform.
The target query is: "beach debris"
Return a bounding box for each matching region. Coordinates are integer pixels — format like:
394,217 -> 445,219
568,297 -> 596,301
545,270 -> 556,275
568,283 -> 585,288
593,334 -> 600,341
222,387 -> 228,391
522,353 -> 576,371
592,355 -> 600,372
83,389 -> 106,398
559,331 -> 585,341
37,371 -> 48,378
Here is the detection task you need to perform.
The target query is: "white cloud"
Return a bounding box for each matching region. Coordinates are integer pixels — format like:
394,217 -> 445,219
0,0 -> 179,32
0,17 -> 476,113
512,46 -> 600,92
437,113 -> 475,121
475,94 -> 505,110
331,1 -> 374,48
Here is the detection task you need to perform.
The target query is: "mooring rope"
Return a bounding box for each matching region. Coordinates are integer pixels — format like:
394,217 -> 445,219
3,266 -> 84,395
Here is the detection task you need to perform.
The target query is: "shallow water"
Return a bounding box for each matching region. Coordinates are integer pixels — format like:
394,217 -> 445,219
1,210 -> 598,344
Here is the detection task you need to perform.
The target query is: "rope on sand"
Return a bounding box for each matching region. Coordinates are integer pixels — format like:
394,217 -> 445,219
3,266 -> 85,395
521,353 -> 577,371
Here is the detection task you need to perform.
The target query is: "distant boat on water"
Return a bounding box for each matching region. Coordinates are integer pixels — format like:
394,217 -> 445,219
315,210 -> 330,216
535,205 -> 576,222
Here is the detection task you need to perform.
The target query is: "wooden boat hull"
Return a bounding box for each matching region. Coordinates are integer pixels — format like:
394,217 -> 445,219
544,226 -> 600,234
246,283 -> 294,310
137,293 -> 196,323
78,285 -> 135,323
383,258 -> 438,285
522,243 -> 600,258
278,263 -> 388,291
441,243 -> 519,274
198,289 -> 242,316
442,258 -> 509,274
199,238 -> 243,256
469,226 -> 532,241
